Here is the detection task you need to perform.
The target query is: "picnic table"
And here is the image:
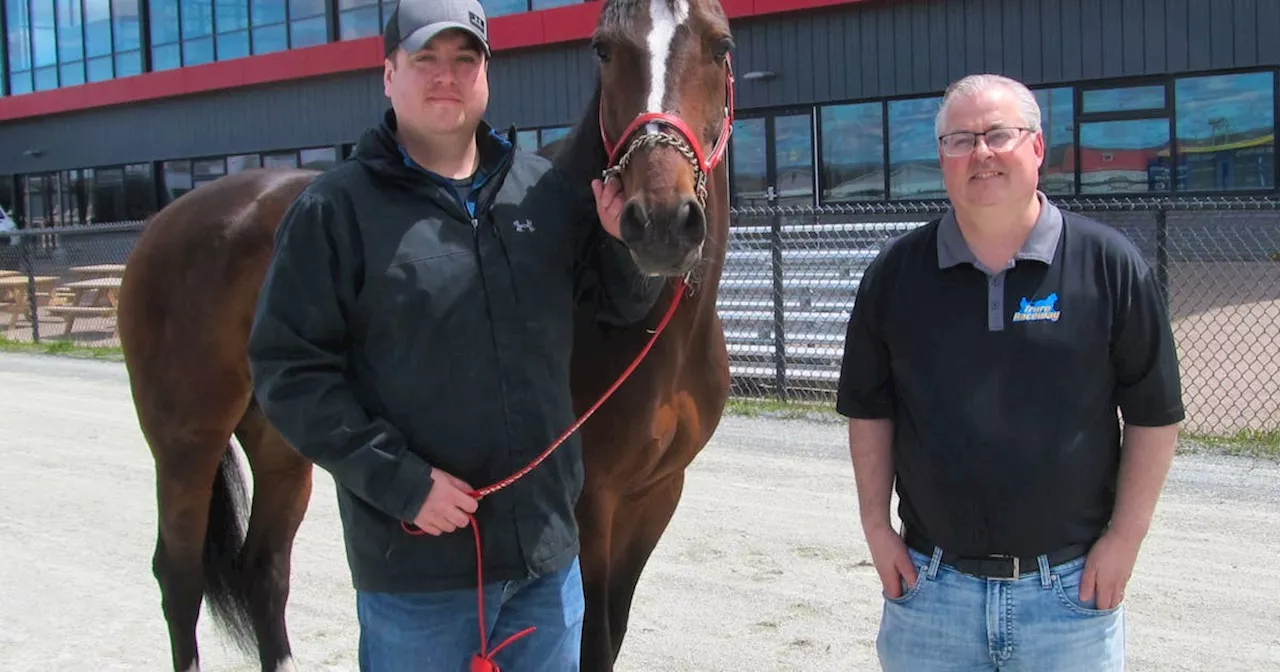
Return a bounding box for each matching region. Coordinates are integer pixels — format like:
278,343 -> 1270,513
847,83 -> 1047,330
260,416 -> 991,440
0,275 -> 59,332
46,276 -> 122,336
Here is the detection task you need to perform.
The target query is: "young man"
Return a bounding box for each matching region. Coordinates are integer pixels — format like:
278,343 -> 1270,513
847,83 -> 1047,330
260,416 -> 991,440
246,1 -> 662,670
837,73 -> 1184,671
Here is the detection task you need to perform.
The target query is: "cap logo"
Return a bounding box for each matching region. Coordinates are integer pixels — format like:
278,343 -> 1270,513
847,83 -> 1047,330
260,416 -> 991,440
469,11 -> 486,35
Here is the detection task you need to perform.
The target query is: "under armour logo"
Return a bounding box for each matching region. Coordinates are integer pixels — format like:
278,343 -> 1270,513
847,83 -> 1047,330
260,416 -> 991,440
513,219 -> 535,233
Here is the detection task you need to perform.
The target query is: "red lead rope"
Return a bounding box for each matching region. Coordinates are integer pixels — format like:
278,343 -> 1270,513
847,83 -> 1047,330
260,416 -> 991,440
400,277 -> 686,672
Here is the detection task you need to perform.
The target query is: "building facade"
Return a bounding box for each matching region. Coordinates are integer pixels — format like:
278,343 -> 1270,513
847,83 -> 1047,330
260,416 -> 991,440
1,0 -> 1278,228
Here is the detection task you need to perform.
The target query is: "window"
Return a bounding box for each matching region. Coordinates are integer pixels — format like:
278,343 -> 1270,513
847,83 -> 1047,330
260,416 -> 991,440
820,101 -> 885,201
251,0 -> 287,54
289,0 -> 328,48
93,167 -> 126,221
1082,85 -> 1165,114
539,126 -> 571,147
56,0 -> 85,86
83,0 -> 112,80
263,152 -> 298,168
180,0 -> 215,66
150,0 -> 181,69
483,0 -> 529,18
216,0 -> 251,60
729,117 -> 765,206
888,96 -> 945,200
113,0 -> 142,76
515,130 -> 538,150
32,0 -> 58,91
338,0 -> 382,40
192,157 -> 226,187
300,146 -> 337,169
7,0 -> 34,94
162,160 -> 193,204
531,0 -> 579,9
1078,83 -> 1172,194
226,154 -> 261,173
1175,71 -> 1275,192
1034,87 -> 1074,195
123,163 -> 156,219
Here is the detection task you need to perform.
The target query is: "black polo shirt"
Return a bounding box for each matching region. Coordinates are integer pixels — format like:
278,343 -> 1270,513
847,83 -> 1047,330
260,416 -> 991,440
836,192 -> 1185,558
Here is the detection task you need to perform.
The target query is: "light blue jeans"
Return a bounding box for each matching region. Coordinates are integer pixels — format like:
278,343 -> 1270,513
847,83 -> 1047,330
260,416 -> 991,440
355,557 -> 584,672
877,546 -> 1124,671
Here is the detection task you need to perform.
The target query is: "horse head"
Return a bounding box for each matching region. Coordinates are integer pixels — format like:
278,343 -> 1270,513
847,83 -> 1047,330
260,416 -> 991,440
552,0 -> 735,279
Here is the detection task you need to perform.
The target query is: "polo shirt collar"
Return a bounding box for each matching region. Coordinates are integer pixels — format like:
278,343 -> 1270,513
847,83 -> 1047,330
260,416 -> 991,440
937,190 -> 1063,271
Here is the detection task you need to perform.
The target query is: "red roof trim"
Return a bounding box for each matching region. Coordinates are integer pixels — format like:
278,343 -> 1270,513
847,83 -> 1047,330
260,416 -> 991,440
0,0 -> 885,121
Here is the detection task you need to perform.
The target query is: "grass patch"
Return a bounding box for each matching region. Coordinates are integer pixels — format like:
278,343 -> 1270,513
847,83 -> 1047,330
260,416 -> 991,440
724,396 -> 843,423
1179,428 -> 1280,461
0,336 -> 124,361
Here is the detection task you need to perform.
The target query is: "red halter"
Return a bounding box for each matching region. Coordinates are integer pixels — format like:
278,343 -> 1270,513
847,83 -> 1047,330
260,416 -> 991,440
599,53 -> 736,206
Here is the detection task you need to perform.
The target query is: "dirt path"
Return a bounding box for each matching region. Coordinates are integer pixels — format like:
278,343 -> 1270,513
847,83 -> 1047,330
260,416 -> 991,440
1,352 -> 1277,671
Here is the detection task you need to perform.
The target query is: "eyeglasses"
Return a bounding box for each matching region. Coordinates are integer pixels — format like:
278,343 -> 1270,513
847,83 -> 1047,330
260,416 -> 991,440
937,127 -> 1036,157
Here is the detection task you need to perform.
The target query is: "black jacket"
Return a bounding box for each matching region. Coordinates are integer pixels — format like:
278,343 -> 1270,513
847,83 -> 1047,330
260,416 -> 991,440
247,110 -> 663,592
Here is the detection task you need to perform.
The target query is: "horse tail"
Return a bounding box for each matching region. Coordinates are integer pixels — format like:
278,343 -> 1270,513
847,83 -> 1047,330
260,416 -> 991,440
202,443 -> 257,654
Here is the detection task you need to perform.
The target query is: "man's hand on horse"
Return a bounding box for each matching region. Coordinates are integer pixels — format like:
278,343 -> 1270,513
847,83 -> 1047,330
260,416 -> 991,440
411,468 -> 480,535
592,177 -> 625,240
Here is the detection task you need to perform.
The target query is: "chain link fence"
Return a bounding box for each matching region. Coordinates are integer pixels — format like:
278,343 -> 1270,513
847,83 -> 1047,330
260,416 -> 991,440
725,195 -> 1280,437
0,221 -> 143,347
0,195 -> 1276,436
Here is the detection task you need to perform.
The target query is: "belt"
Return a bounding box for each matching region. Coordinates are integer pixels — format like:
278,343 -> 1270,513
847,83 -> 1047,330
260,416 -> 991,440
903,527 -> 1091,581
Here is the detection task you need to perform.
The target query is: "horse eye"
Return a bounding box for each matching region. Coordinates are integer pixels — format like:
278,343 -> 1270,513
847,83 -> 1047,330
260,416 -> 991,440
591,40 -> 612,63
713,37 -> 733,60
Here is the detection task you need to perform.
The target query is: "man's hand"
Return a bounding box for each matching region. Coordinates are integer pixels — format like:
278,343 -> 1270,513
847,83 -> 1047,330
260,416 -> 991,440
866,524 -> 918,599
1079,527 -> 1143,610
410,468 -> 479,536
592,178 -> 625,240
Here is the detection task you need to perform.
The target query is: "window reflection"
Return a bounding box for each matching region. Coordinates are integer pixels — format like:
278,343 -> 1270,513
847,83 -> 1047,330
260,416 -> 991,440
1175,71 -> 1275,192
483,0 -> 529,18
773,114 -> 813,206
1079,119 -> 1171,194
888,96 -> 944,199
820,102 -> 884,201
729,118 -> 765,206
300,147 -> 338,170
1082,85 -> 1165,114
539,126 -> 571,146
1034,87 -> 1075,195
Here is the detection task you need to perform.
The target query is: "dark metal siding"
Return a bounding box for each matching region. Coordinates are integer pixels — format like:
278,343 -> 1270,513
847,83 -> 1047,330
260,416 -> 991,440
3,0 -> 1279,174
729,0 -> 1280,110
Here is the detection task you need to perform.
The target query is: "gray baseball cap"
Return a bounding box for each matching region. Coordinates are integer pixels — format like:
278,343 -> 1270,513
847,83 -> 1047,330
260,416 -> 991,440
383,0 -> 491,58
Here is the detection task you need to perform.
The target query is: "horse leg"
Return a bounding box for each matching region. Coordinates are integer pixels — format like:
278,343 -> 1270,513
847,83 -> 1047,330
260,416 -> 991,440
150,432 -> 252,672
233,399 -> 313,672
605,472 -> 686,662
577,490 -> 618,672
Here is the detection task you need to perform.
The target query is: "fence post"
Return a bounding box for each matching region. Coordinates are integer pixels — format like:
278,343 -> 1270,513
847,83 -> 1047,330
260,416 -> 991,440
769,209 -> 788,400
21,233 -> 40,344
1154,207 -> 1170,307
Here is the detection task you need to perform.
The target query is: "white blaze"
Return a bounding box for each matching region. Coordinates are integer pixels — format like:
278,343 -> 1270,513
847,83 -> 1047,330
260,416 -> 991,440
646,0 -> 690,113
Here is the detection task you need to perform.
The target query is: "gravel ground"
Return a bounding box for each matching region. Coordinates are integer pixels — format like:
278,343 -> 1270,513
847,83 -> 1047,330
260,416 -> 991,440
1,352 -> 1277,671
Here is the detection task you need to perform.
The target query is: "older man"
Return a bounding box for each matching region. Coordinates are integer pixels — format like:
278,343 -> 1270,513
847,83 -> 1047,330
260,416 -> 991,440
836,73 -> 1184,670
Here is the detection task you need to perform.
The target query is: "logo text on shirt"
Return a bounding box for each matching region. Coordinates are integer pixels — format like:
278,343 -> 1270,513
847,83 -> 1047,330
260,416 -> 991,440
1012,292 -> 1060,323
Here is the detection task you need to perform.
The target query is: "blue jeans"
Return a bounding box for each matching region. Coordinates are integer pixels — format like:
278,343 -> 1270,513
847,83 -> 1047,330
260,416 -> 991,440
355,556 -> 584,672
877,546 -> 1124,671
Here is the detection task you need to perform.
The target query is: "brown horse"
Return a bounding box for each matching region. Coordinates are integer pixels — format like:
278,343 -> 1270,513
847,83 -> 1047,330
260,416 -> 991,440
117,0 -> 734,670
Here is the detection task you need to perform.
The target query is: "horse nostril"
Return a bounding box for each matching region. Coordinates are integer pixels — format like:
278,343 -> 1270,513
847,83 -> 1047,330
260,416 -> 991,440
678,197 -> 705,240
620,199 -> 647,243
